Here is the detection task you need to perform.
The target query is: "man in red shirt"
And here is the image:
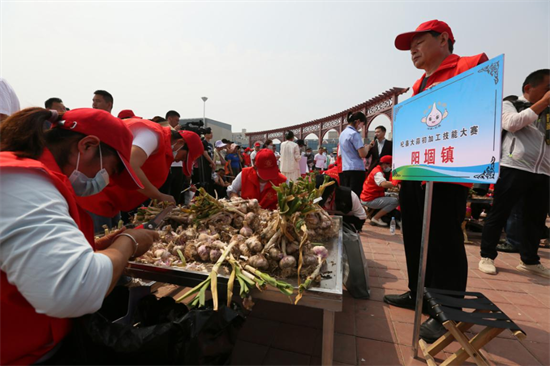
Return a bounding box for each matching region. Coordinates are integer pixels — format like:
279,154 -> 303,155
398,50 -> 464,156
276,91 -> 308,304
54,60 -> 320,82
360,155 -> 398,226
383,20 -> 489,343
228,149 -> 286,210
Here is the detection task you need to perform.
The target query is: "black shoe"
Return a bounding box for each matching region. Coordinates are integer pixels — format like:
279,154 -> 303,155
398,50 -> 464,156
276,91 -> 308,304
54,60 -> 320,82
383,291 -> 415,310
419,317 -> 447,344
384,291 -> 432,314
496,242 -> 520,253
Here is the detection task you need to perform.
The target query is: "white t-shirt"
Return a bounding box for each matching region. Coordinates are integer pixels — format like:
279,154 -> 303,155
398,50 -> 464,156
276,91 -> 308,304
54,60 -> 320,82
129,126 -> 160,158
0,169 -> 113,318
250,150 -> 258,166
0,78 -> 20,117
314,153 -> 327,169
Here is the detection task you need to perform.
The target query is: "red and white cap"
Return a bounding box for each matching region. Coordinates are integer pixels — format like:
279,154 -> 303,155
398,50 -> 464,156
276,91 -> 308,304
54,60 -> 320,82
254,148 -> 280,181
56,108 -> 143,190
394,20 -> 455,51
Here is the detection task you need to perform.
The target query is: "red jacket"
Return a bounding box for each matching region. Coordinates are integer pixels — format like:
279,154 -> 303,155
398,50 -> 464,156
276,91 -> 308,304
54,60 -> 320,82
243,153 -> 251,167
0,150 -> 95,365
412,53 -> 489,188
240,167 -> 286,210
78,119 -> 174,216
360,165 -> 386,202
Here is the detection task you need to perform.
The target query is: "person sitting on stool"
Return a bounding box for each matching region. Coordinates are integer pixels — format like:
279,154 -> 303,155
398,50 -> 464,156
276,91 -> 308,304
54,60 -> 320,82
360,155 -> 399,227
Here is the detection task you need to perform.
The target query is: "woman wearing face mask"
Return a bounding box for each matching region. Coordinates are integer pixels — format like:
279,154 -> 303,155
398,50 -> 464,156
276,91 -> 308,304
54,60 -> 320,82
0,108 -> 159,365
360,155 -> 399,227
77,117 -> 204,224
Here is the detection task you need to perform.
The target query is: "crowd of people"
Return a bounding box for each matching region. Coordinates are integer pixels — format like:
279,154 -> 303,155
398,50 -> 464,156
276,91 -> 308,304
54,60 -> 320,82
0,17 -> 548,365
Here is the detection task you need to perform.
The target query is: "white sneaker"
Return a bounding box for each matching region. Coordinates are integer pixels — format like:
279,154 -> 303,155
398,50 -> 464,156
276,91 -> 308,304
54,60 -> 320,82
370,218 -> 388,227
479,258 -> 497,275
516,262 -> 550,279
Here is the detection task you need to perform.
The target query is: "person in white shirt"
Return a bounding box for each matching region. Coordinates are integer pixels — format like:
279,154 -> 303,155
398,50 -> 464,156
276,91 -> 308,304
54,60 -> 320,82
161,110 -> 186,204
250,142 -> 261,166
479,69 -> 550,278
279,131 -> 301,181
314,147 -> 328,171
0,108 -> 158,365
0,78 -> 20,123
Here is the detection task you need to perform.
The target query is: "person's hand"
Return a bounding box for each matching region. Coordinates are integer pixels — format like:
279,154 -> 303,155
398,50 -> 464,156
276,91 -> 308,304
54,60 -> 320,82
156,192 -> 176,204
369,140 -> 375,148
122,228 -> 159,258
95,226 -> 127,250
189,184 -> 197,192
542,90 -> 550,107
210,161 -> 216,170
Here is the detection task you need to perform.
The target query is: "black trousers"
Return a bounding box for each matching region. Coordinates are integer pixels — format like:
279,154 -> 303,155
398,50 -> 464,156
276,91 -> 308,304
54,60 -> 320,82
159,167 -> 184,202
399,181 -> 468,294
339,170 -> 366,198
480,167 -> 549,265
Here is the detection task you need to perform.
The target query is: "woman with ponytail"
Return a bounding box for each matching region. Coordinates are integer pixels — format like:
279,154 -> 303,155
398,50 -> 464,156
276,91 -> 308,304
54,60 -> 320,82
0,108 -> 159,365
338,111 -> 368,197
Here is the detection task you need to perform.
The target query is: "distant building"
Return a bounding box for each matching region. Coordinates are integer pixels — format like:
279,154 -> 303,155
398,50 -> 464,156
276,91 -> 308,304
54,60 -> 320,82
178,118 -> 233,142
232,129 -> 249,148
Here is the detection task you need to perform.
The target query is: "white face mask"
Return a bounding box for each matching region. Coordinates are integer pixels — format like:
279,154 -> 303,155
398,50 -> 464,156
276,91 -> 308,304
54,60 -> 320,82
69,145 -> 110,197
383,166 -> 391,173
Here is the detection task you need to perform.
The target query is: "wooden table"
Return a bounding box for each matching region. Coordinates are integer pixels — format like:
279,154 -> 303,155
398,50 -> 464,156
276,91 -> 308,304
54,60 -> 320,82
125,217 -> 344,365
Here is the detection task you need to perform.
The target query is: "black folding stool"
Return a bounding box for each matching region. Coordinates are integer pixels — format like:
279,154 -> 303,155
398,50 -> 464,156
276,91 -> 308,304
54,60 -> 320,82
420,288 -> 526,366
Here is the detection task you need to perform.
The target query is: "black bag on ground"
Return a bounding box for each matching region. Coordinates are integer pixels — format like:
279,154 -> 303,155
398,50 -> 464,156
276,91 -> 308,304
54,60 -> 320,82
342,222 -> 370,299
53,288 -> 245,365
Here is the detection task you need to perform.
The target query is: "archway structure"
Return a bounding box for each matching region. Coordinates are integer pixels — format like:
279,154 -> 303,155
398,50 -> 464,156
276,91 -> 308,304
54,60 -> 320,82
246,87 -> 409,146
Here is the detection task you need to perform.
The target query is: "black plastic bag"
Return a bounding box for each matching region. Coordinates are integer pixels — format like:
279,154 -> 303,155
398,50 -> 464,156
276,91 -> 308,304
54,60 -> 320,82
342,222 -> 371,299
55,288 -> 245,365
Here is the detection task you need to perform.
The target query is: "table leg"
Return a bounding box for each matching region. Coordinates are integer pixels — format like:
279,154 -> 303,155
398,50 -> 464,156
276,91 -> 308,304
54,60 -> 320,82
322,310 -> 335,366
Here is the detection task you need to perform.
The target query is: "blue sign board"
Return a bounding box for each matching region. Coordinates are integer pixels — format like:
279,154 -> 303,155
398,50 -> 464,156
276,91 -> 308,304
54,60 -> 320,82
392,54 -> 504,183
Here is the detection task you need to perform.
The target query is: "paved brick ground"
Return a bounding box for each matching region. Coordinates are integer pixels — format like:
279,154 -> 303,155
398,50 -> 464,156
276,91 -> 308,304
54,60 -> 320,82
157,223 -> 550,365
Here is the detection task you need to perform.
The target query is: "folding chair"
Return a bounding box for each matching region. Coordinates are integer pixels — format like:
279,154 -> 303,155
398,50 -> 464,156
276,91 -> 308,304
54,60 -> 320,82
420,288 -> 526,366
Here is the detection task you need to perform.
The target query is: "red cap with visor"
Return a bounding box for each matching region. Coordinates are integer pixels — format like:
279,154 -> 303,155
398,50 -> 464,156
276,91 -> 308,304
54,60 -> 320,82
380,155 -> 392,164
117,109 -> 141,119
254,149 -> 280,181
55,108 -> 143,190
394,20 -> 455,51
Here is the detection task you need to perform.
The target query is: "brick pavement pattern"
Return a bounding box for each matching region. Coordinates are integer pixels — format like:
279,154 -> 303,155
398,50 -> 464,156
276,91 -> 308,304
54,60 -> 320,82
228,225 -> 550,366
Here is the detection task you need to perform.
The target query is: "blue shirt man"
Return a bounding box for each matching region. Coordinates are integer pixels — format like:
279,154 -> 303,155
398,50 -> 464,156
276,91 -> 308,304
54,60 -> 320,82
338,112 -> 368,197
339,125 -> 366,171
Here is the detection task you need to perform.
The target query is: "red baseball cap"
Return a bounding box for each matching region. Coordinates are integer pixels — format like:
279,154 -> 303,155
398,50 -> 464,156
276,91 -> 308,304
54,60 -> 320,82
178,130 -> 204,177
394,20 -> 455,51
254,142 -> 261,147
56,108 -> 143,190
380,155 -> 392,164
117,109 -> 141,119
254,149 -> 280,181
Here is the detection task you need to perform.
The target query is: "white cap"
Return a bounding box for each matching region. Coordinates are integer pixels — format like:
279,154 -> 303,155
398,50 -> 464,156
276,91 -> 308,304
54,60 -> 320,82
215,140 -> 227,148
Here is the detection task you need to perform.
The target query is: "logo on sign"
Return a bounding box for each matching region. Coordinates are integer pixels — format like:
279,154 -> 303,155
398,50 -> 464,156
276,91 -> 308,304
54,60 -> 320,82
421,102 -> 448,129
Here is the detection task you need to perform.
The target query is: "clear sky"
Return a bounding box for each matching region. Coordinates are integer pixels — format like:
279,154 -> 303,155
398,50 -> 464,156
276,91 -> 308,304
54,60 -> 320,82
1,0 -> 548,136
